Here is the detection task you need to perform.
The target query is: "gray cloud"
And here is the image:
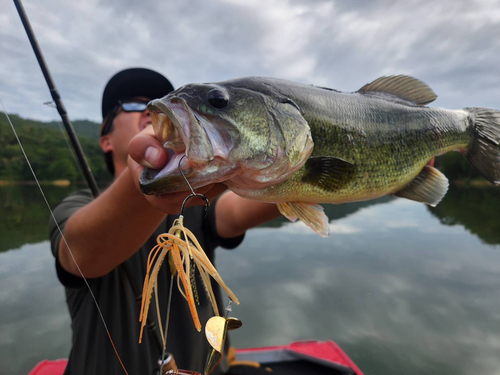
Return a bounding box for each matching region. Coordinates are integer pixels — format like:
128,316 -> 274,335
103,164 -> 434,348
1,0 -> 499,122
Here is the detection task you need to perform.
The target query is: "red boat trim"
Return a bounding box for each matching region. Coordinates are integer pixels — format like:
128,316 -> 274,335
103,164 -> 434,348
28,359 -> 67,375
288,340 -> 364,375
236,340 -> 364,375
27,340 -> 364,375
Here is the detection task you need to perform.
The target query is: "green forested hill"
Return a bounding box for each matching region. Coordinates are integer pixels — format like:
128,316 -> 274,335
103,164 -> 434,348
0,114 -> 111,182
45,119 -> 102,140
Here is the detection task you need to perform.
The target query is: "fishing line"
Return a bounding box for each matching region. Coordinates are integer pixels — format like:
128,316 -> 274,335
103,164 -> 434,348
160,279 -> 174,375
178,155 -> 209,216
1,99 -> 130,375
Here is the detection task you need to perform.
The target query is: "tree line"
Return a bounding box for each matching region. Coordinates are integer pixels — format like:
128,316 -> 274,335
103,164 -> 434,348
1,114 -> 112,183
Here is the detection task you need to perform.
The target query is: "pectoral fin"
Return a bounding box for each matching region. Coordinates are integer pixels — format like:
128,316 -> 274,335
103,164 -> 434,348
277,202 -> 330,237
394,165 -> 449,206
302,157 -> 356,191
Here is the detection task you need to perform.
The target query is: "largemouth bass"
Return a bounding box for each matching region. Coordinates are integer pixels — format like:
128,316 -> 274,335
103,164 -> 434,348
140,75 -> 500,236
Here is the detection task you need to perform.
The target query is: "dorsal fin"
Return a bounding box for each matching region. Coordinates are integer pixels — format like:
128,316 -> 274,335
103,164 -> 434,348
358,75 -> 437,106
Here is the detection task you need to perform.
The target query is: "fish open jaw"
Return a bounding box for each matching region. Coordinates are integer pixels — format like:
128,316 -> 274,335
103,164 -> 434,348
140,96 -> 242,195
140,99 -> 194,193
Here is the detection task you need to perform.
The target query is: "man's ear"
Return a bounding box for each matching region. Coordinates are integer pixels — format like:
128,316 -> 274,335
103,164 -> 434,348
100,135 -> 113,153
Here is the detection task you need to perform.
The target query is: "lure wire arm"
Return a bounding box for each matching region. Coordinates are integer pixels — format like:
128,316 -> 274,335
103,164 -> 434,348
178,155 -> 210,217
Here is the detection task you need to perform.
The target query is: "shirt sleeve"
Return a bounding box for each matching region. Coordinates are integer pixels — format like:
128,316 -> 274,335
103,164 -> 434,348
48,189 -> 93,288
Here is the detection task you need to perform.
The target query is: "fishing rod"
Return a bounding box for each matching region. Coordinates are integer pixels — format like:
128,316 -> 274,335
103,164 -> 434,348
12,0 -> 166,361
13,0 -> 100,198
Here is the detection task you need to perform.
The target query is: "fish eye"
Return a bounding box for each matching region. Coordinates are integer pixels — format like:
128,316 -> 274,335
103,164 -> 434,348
207,89 -> 229,109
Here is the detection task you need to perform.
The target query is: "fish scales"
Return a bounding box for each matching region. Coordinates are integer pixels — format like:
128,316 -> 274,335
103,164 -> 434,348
247,82 -> 471,203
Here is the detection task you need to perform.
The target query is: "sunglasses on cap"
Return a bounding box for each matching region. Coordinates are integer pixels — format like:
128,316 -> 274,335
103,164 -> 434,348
101,99 -> 150,135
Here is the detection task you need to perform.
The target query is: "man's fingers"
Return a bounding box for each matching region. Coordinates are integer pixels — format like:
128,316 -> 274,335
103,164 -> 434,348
128,127 -> 167,169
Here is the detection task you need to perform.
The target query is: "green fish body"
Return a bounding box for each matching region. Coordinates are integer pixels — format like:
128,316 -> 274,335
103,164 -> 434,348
141,76 -> 500,236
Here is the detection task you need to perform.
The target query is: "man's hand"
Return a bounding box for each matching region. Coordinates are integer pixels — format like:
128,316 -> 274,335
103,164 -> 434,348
127,127 -> 227,215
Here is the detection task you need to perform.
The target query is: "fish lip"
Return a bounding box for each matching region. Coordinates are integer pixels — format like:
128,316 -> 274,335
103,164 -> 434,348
140,98 -> 194,194
140,162 -> 194,195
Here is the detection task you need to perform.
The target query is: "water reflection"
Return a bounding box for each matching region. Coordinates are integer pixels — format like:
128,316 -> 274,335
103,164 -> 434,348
0,185 -> 76,252
4,184 -> 498,252
259,184 -> 500,246
218,199 -> 500,375
1,185 -> 500,375
428,184 -> 500,245
0,241 -> 71,375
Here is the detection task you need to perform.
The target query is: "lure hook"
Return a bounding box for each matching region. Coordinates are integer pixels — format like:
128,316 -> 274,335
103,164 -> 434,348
178,155 -> 209,217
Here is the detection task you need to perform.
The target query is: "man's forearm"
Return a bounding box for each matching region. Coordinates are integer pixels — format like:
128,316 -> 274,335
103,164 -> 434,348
58,168 -> 166,278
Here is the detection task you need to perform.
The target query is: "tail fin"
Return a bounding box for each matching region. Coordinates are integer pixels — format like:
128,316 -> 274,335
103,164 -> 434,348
464,107 -> 500,185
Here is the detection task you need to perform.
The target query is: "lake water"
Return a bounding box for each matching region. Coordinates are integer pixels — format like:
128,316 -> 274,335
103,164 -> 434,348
1,184 -> 500,375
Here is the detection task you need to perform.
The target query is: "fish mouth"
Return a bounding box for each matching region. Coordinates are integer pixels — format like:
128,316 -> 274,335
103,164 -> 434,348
139,97 -> 235,195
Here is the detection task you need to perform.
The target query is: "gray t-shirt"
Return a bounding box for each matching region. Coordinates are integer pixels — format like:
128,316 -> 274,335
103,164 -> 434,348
49,189 -> 244,375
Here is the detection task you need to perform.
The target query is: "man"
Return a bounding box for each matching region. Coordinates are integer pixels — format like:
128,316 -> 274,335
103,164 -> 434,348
49,68 -> 280,375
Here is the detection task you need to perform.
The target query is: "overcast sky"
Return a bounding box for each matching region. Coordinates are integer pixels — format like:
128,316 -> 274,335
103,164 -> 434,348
1,0 -> 499,122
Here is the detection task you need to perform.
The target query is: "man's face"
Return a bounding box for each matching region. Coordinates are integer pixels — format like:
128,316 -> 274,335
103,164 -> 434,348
100,97 -> 152,175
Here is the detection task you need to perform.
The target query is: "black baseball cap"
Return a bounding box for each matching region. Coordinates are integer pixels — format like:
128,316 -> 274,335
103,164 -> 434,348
101,68 -> 174,119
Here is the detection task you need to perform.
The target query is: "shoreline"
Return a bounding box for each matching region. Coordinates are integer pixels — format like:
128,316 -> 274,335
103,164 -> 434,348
0,180 -> 72,187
